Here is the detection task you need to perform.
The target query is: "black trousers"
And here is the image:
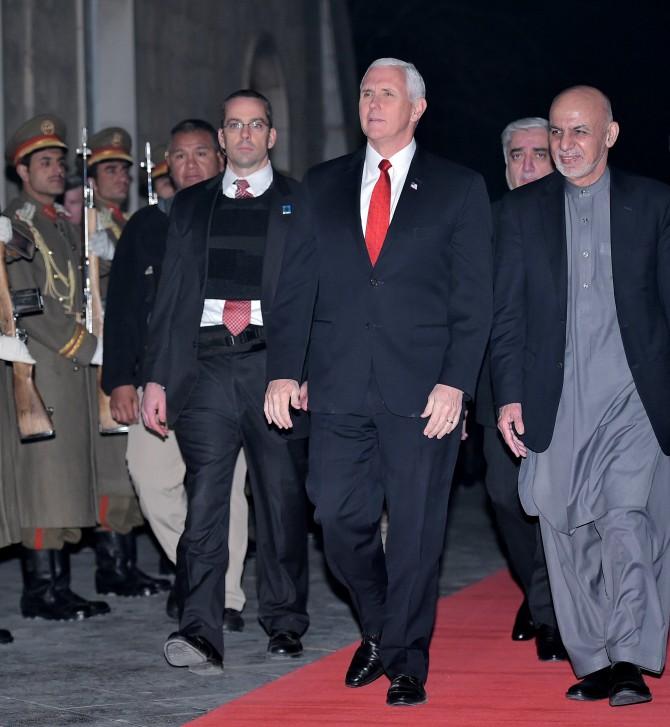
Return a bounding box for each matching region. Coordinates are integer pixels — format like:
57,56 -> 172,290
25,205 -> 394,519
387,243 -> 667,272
482,425 -> 555,628
308,379 -> 461,683
174,345 -> 309,656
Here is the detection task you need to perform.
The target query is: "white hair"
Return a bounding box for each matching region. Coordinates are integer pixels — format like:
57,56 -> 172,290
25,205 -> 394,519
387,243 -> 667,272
361,58 -> 426,102
501,117 -> 549,160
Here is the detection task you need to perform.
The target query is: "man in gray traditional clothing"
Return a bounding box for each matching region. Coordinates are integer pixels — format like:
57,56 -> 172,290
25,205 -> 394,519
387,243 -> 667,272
491,85 -> 670,707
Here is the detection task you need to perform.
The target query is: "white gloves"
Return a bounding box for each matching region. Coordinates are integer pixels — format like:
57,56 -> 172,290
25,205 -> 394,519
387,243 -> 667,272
0,215 -> 12,244
0,334 -> 36,364
89,230 -> 116,261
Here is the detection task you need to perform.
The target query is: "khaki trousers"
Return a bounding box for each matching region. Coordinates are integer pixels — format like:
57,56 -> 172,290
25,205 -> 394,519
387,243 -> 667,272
126,414 -> 248,611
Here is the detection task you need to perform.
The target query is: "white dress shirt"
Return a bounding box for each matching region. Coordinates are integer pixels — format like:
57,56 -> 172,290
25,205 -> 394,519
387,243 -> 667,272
200,162 -> 274,327
359,139 -> 416,236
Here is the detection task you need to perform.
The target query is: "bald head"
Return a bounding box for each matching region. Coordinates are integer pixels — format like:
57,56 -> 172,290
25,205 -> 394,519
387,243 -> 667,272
551,86 -> 613,123
548,85 -> 619,187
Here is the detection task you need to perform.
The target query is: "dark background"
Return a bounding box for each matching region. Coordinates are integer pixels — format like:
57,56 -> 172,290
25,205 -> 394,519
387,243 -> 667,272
348,0 -> 670,200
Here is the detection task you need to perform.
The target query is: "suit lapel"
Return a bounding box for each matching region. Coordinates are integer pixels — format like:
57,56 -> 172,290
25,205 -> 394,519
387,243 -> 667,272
374,148 -> 424,267
262,173 -> 292,309
609,168 -> 634,289
540,173 -> 567,312
193,175 -> 222,293
334,149 -> 369,269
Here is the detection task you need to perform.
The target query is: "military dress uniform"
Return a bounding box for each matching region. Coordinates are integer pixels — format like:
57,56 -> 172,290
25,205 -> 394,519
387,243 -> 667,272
87,128 -> 169,597
3,115 -> 109,620
1,211 -> 21,642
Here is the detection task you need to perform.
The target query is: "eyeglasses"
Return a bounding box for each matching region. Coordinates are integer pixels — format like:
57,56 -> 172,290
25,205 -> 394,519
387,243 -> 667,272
222,120 -> 268,132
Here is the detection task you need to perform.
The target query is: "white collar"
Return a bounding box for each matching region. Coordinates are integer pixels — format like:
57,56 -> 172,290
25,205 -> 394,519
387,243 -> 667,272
222,161 -> 274,197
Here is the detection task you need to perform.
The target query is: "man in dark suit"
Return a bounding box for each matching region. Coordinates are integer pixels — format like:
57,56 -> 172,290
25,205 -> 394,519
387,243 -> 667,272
141,90 -> 309,674
491,86 -> 670,707
265,58 -> 492,706
475,117 -> 565,661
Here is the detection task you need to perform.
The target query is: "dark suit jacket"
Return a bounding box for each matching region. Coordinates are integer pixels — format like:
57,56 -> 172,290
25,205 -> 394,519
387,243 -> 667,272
143,171 -> 306,430
266,145 -> 493,416
490,168 -> 670,454
102,203 -> 169,393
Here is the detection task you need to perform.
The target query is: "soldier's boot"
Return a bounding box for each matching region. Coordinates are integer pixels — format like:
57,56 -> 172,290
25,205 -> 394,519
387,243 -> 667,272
52,548 -> 110,617
0,629 -> 13,644
20,548 -> 91,620
95,530 -> 170,597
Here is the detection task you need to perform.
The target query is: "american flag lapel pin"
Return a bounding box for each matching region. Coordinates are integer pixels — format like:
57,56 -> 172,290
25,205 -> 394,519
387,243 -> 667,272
282,204 -> 293,215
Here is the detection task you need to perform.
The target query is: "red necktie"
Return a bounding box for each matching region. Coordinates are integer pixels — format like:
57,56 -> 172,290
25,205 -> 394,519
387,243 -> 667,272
234,179 -> 254,199
365,159 -> 392,265
222,179 -> 254,334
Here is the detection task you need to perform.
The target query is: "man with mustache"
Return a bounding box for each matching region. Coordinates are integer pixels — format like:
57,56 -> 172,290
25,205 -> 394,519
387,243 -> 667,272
3,115 -> 109,621
491,86 -> 670,706
142,91 -> 309,673
87,127 -> 170,600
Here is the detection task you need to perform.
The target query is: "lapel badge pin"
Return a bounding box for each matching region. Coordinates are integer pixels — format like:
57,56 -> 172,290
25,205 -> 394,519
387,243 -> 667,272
281,204 -> 293,215
410,181 -> 418,191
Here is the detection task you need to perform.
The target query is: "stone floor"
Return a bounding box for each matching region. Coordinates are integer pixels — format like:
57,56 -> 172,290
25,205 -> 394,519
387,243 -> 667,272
0,478 -> 508,727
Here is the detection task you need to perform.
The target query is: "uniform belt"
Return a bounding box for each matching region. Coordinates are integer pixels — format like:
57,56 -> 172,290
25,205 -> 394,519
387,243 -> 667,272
198,324 -> 264,348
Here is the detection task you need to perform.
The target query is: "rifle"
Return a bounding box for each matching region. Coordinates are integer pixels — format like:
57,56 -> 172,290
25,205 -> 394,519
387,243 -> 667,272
77,127 -> 128,435
0,239 -> 54,441
140,142 -> 159,207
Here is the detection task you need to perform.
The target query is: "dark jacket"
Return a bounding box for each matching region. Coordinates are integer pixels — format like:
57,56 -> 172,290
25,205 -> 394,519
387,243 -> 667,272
102,202 -> 169,393
490,168 -> 670,454
266,146 -> 493,416
143,171 -> 306,433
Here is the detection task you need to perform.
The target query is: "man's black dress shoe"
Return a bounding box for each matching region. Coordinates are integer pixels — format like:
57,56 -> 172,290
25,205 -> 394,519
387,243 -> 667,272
345,634 -> 384,687
566,666 -> 610,701
222,608 -> 244,633
387,675 -> 427,706
0,628 -> 13,644
535,624 -> 568,661
164,631 -> 222,674
511,599 -> 534,641
267,630 -> 303,658
609,661 -> 652,706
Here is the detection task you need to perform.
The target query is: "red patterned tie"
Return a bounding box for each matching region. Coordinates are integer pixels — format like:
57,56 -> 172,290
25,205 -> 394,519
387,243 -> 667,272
234,178 -> 253,199
223,179 -> 253,334
365,159 -> 392,265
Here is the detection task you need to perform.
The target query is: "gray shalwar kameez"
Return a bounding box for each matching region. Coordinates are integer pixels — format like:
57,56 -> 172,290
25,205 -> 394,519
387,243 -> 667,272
519,169 -> 670,677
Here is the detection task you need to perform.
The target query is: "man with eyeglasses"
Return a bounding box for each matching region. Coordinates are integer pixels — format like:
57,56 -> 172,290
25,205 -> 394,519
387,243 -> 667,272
142,90 -> 309,674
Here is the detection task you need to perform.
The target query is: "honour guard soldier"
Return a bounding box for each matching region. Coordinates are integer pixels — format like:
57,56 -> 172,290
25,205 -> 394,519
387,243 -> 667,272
3,115 -> 109,620
1,211 -> 21,641
87,127 -> 169,597
149,143 -> 176,201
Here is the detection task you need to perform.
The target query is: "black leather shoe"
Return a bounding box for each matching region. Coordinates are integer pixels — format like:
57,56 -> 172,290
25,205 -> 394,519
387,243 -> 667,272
535,624 -> 568,661
345,634 -> 385,687
164,631 -> 223,674
609,661 -> 652,706
566,666 -> 610,701
0,628 -> 13,644
267,630 -> 303,658
512,599 -> 534,641
222,608 -> 244,633
387,675 -> 427,706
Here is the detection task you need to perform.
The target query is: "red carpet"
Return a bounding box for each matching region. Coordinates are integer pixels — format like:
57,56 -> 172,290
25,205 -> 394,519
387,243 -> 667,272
187,571 -> 669,726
